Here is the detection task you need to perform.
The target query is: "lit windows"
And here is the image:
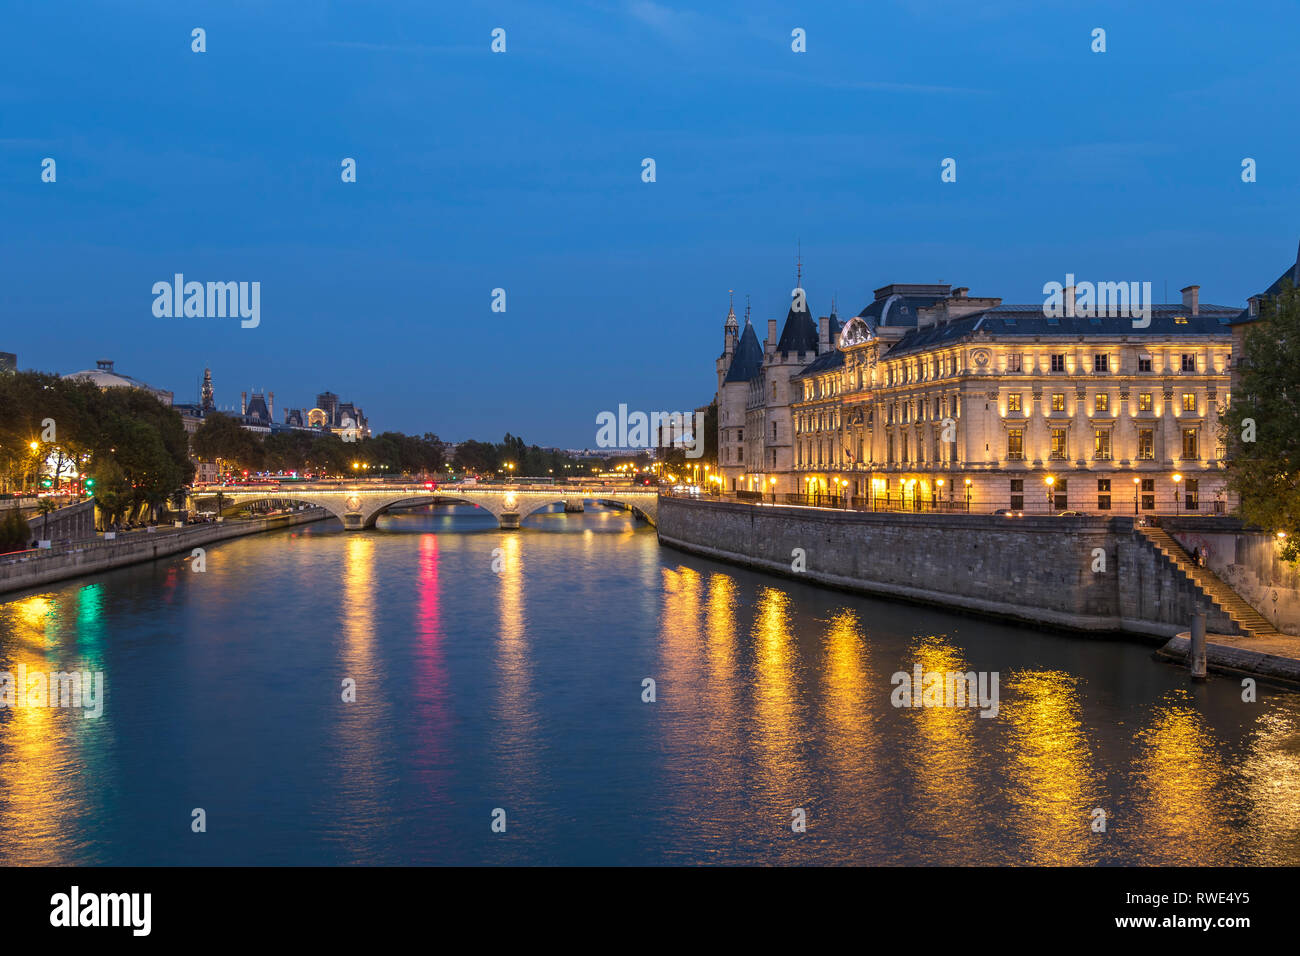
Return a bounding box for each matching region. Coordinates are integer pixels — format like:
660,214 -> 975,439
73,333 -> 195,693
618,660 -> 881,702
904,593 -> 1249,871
1050,428 -> 1067,459
1007,428 -> 1024,460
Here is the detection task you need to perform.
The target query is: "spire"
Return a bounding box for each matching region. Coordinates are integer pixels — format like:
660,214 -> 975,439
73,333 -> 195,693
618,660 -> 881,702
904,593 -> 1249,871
745,294 -> 752,325
795,240 -> 803,289
725,289 -> 737,330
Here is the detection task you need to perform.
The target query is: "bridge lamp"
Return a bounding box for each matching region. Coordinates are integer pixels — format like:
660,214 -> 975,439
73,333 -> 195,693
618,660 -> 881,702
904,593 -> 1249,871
1172,473 -> 1182,516
29,441 -> 39,451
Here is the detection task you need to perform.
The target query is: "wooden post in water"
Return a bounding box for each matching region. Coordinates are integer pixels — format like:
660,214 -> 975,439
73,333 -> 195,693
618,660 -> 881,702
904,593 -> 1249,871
1189,605 -> 1207,680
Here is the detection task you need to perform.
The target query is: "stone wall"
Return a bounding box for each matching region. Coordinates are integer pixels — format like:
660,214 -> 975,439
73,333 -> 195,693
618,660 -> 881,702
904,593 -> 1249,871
0,510 -> 327,595
24,499 -> 96,543
657,497 -> 1236,638
1165,517 -> 1300,636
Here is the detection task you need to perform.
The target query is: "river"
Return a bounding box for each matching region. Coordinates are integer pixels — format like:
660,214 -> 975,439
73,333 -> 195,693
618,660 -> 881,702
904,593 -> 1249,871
1,503 -> 1297,865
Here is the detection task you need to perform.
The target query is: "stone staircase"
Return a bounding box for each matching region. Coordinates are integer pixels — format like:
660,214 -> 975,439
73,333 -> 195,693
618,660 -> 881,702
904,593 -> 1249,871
1137,526 -> 1285,639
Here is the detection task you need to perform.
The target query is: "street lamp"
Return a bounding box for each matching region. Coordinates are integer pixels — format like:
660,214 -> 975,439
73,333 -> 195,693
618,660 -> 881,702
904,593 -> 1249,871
1172,473 -> 1182,517
769,476 -> 777,503
1045,475 -> 1055,513
1133,476 -> 1140,516
964,477 -> 972,513
936,478 -> 945,511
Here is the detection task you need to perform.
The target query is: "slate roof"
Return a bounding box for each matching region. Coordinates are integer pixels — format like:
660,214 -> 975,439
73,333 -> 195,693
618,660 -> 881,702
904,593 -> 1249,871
775,289 -> 819,354
884,303 -> 1239,360
1228,240 -> 1300,325
793,347 -> 845,379
723,321 -> 764,383
855,289 -> 950,330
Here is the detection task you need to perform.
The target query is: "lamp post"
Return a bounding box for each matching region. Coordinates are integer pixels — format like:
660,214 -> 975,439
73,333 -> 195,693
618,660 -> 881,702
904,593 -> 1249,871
1045,475 -> 1055,514
937,478 -> 945,512
769,476 -> 777,504
1133,476 -> 1140,516
1172,473 -> 1182,517
964,477 -> 972,513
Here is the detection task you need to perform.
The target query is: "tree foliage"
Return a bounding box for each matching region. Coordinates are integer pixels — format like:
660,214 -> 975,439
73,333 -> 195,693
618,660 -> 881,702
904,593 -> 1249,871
1221,281 -> 1300,562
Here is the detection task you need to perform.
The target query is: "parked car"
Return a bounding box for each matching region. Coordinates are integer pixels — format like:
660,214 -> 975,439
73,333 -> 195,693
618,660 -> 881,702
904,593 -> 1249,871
991,508 -> 1023,517
1056,510 -> 1085,517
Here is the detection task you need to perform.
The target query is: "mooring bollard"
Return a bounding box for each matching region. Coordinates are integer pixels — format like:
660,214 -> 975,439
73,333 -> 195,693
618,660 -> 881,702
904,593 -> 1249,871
1189,605 -> 1207,680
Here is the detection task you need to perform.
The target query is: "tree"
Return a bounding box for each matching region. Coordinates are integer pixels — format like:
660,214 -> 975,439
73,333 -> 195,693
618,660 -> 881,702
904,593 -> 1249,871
1221,281 -> 1300,563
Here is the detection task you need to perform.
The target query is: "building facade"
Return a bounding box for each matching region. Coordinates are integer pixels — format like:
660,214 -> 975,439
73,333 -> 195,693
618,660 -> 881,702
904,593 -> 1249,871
716,249 -> 1300,515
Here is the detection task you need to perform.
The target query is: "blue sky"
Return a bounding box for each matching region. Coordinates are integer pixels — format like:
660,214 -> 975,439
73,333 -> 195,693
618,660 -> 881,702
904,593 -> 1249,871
2,1 -> 1296,446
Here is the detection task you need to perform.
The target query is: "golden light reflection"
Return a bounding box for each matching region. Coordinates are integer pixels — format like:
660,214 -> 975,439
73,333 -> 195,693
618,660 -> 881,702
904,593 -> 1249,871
902,635 -> 981,848
493,534 -> 537,794
821,609 -> 876,781
1000,670 -> 1100,865
0,594 -> 89,865
332,534 -> 384,861
749,587 -> 806,804
1237,710 -> 1300,864
1128,693 -> 1234,864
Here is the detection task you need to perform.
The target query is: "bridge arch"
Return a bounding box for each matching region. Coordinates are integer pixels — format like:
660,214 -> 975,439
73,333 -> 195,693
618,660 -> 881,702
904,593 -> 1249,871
361,494 -> 507,529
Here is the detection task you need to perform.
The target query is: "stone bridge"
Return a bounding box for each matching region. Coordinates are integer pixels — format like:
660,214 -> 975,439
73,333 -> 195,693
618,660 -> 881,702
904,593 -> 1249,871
189,483 -> 659,530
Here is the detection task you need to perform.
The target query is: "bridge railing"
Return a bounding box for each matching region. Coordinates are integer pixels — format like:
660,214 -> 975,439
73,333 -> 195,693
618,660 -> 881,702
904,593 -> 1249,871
194,482 -> 656,494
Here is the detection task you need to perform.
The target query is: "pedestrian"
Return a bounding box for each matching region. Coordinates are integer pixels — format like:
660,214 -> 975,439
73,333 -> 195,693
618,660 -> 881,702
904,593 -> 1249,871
1191,546 -> 1200,565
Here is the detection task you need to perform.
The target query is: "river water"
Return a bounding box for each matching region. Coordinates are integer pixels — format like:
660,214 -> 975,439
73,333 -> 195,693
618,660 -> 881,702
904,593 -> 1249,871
1,503 -> 1297,865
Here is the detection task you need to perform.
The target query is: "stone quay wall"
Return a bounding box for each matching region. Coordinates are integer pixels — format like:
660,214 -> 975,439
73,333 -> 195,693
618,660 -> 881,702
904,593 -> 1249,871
0,510 -> 328,596
657,497 -> 1236,638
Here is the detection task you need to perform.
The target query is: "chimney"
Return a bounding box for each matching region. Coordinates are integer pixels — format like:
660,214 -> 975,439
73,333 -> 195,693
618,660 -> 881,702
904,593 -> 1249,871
767,318 -> 778,348
268,391 -> 274,419
1181,284 -> 1200,316
818,315 -> 830,351
951,287 -> 969,299
241,391 -> 247,415
1063,285 -> 1076,317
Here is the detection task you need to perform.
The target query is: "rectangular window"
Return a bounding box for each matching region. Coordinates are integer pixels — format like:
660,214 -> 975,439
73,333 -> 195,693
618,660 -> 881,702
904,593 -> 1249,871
1094,429 -> 1112,459
1051,393 -> 1065,412
1138,428 -> 1154,460
1051,354 -> 1066,372
1182,428 -> 1199,459
1097,478 -> 1111,511
1007,428 -> 1024,460
1142,477 -> 1155,511
1050,428 -> 1067,459
1008,353 -> 1023,372
1094,354 -> 1109,372
1138,393 -> 1152,411
1138,355 -> 1152,372
1053,479 -> 1068,511
1182,354 -> 1196,371
1008,393 -> 1022,412
737,428 -> 743,441
1095,393 -> 1109,413
772,422 -> 778,440
1185,478 -> 1200,511
1182,393 -> 1196,412
1010,478 -> 1023,511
